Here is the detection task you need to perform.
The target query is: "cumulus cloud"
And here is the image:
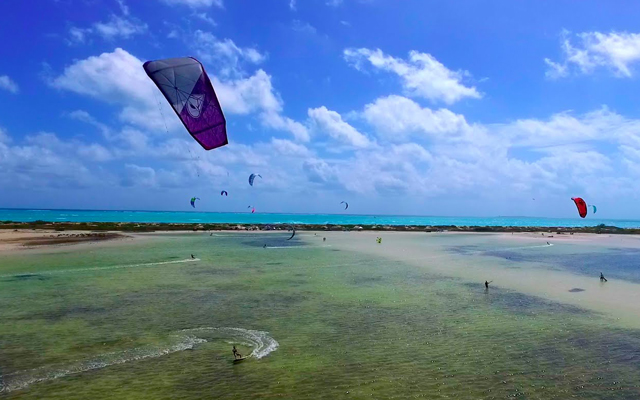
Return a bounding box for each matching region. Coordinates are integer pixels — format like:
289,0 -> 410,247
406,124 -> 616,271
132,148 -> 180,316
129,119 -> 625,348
0,75 -> 18,93
361,95 -> 470,141
51,48 -> 306,142
308,106 -> 371,148
93,15 -> 148,39
192,31 -> 266,76
344,48 -> 481,104
67,4 -> 147,45
545,31 -> 640,78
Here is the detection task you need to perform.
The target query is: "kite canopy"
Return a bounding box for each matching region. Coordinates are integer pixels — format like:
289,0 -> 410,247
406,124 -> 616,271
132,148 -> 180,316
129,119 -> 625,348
220,190 -> 228,196
571,197 -> 587,218
287,229 -> 296,241
249,173 -> 262,186
590,205 -> 597,214
190,197 -> 200,208
143,57 -> 227,150
340,201 -> 349,210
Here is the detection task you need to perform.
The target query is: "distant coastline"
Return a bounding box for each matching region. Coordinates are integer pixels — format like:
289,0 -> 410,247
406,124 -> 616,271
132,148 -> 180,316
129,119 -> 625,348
1,221 -> 638,235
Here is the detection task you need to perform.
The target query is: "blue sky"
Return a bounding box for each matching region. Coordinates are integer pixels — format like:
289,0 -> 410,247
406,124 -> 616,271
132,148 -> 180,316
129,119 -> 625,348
2,0 -> 640,218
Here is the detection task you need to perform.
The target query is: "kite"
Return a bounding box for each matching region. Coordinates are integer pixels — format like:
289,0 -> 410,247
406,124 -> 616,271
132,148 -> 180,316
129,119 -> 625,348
221,190 -> 228,196
287,229 -> 296,241
251,207 -> 256,214
249,173 -> 262,186
190,197 -> 200,208
143,57 -> 227,150
571,197 -> 587,218
340,201 -> 349,210
590,205 -> 597,214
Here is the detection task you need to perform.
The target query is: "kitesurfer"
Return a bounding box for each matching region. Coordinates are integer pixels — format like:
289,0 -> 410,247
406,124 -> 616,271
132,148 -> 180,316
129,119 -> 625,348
263,244 -> 267,249
232,345 -> 242,359
191,254 -> 195,259
485,280 -> 491,289
323,237 -> 326,242
600,272 -> 607,282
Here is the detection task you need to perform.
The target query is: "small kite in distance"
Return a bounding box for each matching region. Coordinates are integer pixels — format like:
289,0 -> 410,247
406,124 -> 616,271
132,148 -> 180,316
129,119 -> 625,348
249,173 -> 262,186
340,201 -> 349,210
287,229 -> 296,240
221,190 -> 228,196
190,197 -> 200,208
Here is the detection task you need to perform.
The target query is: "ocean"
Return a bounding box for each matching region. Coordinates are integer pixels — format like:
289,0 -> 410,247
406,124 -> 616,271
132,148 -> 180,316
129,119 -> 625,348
2,208 -> 640,227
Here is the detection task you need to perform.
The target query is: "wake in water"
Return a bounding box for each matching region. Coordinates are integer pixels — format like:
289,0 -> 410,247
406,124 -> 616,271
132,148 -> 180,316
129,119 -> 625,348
181,327 -> 279,359
0,258 -> 199,279
0,327 -> 278,393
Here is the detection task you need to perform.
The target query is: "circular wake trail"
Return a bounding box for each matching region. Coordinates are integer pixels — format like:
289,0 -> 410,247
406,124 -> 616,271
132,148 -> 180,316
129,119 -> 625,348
0,327 -> 278,393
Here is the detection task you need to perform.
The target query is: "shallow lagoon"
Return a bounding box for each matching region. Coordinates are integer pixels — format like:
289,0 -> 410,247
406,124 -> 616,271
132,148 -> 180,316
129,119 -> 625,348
1,232 -> 640,399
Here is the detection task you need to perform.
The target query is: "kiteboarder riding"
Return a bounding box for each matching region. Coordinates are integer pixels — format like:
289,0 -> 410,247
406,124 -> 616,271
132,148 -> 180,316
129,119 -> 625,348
600,272 -> 608,282
232,345 -> 242,359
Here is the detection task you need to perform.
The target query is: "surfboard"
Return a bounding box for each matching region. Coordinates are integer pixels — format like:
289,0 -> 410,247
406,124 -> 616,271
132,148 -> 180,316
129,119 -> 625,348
233,356 -> 248,363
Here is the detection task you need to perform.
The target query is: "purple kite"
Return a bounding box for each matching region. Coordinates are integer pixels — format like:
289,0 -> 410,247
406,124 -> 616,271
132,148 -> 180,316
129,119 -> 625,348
143,57 -> 227,150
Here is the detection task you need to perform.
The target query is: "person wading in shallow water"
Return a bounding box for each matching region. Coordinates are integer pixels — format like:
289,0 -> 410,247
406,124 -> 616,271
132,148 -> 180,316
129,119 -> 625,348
485,280 -> 493,289
232,345 -> 242,359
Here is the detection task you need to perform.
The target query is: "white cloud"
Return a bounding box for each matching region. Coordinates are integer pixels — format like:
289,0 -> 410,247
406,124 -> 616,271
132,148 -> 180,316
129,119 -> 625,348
270,138 -> 311,157
93,15 -> 148,39
68,27 -> 89,44
546,31 -> 640,78
344,48 -> 481,104
0,75 -> 18,93
326,0 -> 343,6
497,107 -> 626,148
194,12 -> 217,26
292,20 -> 317,35
213,70 -> 280,114
52,49 -> 306,142
308,106 -> 371,148
193,31 -> 266,76
361,95 -> 470,141
261,112 -> 310,142
289,0 -> 296,10
544,58 -> 568,79
117,0 -> 130,15
68,11 -> 147,44
161,0 -> 223,8
121,164 -> 156,187
50,48 -> 153,105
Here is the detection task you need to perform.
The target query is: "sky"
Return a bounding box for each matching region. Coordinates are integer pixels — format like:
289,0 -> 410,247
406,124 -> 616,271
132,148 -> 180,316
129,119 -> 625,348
2,0 -> 640,218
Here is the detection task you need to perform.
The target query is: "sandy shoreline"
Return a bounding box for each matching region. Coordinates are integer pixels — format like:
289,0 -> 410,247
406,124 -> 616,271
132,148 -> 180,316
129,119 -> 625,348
317,231 -> 640,330
0,229 -> 130,252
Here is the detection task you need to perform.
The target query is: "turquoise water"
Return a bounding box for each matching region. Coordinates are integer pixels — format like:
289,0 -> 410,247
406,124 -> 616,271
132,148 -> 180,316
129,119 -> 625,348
2,209 -> 639,227
2,233 -> 640,398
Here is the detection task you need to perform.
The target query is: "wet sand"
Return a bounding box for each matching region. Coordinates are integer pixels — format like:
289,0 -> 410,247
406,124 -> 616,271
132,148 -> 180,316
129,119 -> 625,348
0,230 -> 129,252
319,231 -> 640,329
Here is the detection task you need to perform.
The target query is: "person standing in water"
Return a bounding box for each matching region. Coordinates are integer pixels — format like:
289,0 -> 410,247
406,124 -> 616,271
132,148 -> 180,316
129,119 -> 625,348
485,280 -> 492,289
232,345 -> 242,359
600,272 -> 608,282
